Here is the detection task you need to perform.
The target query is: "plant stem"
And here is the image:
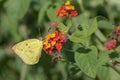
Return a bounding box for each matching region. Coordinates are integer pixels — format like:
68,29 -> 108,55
105,0 -> 115,24
20,63 -> 27,80
63,48 -> 75,52
95,29 -> 107,42
77,0 -> 85,12
94,37 -> 105,51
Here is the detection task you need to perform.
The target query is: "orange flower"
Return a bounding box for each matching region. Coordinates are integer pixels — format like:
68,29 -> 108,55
117,26 -> 120,30
45,43 -> 51,49
50,33 -> 55,38
45,34 -> 51,40
59,10 -> 67,16
65,0 -> 74,9
55,43 -> 62,50
43,40 -> 48,45
65,5 -> 75,10
116,25 -> 120,35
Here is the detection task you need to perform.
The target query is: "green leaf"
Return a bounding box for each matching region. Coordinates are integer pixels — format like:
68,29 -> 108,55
87,18 -> 97,36
97,66 -> 110,80
112,46 -> 120,62
5,0 -> 30,20
97,66 -> 120,80
109,0 -> 120,11
69,18 -> 97,44
97,51 -> 111,66
97,50 -> 120,80
69,30 -> 88,44
97,49 -> 120,67
0,48 -> 5,61
0,14 -> 21,41
75,46 -> 98,78
38,2 -> 51,24
115,46 -> 120,54
83,74 -> 94,80
72,14 -> 89,27
83,0 -> 104,8
80,18 -> 97,37
55,61 -> 67,80
46,3 -> 62,22
0,14 -> 17,36
1,0 -> 30,41
98,20 -> 113,29
58,23 -> 70,33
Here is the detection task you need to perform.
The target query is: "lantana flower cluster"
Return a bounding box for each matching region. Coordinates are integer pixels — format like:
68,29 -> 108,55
43,0 -> 76,61
56,1 -> 78,17
43,30 -> 68,55
104,25 -> 120,50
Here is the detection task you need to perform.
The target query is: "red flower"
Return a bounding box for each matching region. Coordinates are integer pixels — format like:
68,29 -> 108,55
70,11 -> 78,16
60,5 -> 66,10
104,40 -> 117,50
53,31 -> 62,41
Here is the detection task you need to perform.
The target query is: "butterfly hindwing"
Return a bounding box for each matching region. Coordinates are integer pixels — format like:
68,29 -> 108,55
12,39 -> 43,65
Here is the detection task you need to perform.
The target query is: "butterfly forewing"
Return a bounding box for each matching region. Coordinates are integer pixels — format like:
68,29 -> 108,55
12,39 -> 43,65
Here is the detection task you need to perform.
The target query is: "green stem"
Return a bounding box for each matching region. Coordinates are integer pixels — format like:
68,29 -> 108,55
70,16 -> 78,31
20,63 -> 27,80
94,37 -> 105,51
77,0 -> 85,12
95,29 -> 107,42
105,0 -> 115,24
63,48 -> 75,52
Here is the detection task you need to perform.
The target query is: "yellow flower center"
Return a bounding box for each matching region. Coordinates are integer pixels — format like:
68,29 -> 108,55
51,41 -> 56,46
65,1 -> 70,5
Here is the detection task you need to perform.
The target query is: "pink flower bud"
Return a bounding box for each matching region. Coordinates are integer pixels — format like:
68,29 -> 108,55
50,22 -> 58,29
60,34 -> 68,42
104,40 -> 117,50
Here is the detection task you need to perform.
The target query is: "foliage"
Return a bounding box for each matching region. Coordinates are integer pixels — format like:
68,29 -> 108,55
1,0 -> 120,80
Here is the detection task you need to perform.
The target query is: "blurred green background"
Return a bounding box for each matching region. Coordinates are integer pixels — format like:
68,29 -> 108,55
0,0 -> 120,80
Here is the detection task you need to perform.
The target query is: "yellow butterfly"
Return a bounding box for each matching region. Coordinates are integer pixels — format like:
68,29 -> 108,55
12,39 -> 43,65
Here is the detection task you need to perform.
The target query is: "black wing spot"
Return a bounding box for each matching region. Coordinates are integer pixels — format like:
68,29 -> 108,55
25,43 -> 28,46
21,49 -> 23,51
31,57 -> 34,59
29,50 -> 33,53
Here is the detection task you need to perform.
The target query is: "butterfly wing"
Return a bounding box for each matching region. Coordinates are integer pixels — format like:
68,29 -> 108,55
12,39 -> 43,65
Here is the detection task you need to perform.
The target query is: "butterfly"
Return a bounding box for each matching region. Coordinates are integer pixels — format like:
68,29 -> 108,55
12,39 -> 43,65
